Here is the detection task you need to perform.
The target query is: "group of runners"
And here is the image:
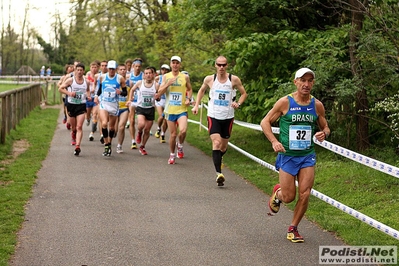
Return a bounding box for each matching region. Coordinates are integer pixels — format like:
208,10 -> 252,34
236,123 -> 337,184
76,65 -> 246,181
57,55 -> 331,243
57,56 -> 193,163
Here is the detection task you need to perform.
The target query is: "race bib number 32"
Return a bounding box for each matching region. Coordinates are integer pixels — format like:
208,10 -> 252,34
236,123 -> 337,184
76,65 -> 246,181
289,125 -> 312,150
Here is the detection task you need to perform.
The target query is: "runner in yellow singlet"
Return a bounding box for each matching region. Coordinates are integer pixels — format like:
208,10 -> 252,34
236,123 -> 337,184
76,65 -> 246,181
156,55 -> 193,165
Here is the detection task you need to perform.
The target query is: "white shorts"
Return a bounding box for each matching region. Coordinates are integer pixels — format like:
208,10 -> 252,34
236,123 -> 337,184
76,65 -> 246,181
155,98 -> 166,108
100,101 -> 119,116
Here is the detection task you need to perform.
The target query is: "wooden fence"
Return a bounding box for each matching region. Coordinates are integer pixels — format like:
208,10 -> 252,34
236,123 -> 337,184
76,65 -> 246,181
0,81 -> 61,144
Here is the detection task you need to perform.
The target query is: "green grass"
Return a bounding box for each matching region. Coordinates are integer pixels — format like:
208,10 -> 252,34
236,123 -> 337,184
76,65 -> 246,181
0,84 -> 27,93
186,105 -> 399,250
0,82 -> 62,105
0,107 -> 59,266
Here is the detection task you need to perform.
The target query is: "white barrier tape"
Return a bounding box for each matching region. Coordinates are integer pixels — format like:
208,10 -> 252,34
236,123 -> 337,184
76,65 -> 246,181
234,120 -> 280,134
314,138 -> 399,179
234,115 -> 399,179
188,119 -> 207,131
311,189 -> 399,239
190,107 -> 399,240
202,105 -> 281,134
228,141 -> 278,172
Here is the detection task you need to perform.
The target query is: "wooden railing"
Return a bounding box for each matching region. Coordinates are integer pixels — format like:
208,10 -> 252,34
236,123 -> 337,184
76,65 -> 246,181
0,81 -> 62,144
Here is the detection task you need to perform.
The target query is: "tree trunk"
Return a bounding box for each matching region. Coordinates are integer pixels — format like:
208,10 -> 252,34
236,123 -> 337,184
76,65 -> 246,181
349,0 -> 369,151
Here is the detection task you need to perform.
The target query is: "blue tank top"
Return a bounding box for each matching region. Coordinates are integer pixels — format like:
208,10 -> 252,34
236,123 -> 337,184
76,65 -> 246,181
129,72 -> 143,102
158,75 -> 166,100
100,74 -> 120,103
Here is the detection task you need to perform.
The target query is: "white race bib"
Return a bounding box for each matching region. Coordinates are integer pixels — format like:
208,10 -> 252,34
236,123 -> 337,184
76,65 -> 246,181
213,90 -> 230,107
169,92 -> 182,106
289,125 -> 312,150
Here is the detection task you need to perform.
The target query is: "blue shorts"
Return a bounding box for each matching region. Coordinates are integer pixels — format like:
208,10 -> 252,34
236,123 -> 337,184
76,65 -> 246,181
117,108 -> 129,117
86,98 -> 97,108
165,112 -> 187,122
275,153 -> 316,176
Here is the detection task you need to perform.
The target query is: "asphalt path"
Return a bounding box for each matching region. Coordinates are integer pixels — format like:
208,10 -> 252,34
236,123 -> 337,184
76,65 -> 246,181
10,108 -> 345,266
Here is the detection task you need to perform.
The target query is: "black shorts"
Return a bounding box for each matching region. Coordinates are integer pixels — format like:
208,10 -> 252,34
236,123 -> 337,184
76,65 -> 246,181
136,106 -> 155,121
67,103 -> 86,118
207,117 -> 234,139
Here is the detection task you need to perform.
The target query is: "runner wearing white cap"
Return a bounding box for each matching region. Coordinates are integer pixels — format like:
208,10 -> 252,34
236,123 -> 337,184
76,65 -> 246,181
260,67 -> 330,243
156,55 -> 193,164
94,60 -> 128,156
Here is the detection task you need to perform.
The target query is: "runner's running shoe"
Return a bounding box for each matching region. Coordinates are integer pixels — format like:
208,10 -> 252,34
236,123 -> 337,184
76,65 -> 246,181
131,142 -> 137,149
102,145 -> 109,156
125,121 -> 130,129
100,135 -> 104,144
86,119 -> 90,126
74,147 -> 81,156
63,117 -> 67,124
168,155 -> 175,165
269,184 -> 281,213
116,145 -> 123,154
160,135 -> 166,143
107,145 -> 112,156
89,132 -> 94,141
216,173 -> 225,186
66,122 -> 71,130
155,129 -> 160,138
287,226 -> 304,243
177,144 -> 184,159
139,146 -> 148,155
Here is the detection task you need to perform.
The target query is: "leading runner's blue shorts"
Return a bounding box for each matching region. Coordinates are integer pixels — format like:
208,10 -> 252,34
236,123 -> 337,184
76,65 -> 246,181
165,112 -> 187,122
275,153 -> 316,176
117,108 -> 129,117
86,98 -> 97,108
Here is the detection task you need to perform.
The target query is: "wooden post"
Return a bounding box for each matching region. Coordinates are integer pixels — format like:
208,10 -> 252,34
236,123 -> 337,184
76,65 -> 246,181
199,102 -> 203,131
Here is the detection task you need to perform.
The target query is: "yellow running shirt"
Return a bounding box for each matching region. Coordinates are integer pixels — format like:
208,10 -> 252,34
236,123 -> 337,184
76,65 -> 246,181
163,72 -> 188,115
118,86 -> 131,109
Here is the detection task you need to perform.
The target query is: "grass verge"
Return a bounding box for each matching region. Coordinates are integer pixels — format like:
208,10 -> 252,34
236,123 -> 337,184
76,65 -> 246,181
186,106 -> 399,253
0,106 -> 59,266
0,84 -> 27,93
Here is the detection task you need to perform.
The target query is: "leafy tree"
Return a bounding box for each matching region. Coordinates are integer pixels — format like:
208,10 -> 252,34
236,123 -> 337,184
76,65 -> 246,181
9,0 -> 399,153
